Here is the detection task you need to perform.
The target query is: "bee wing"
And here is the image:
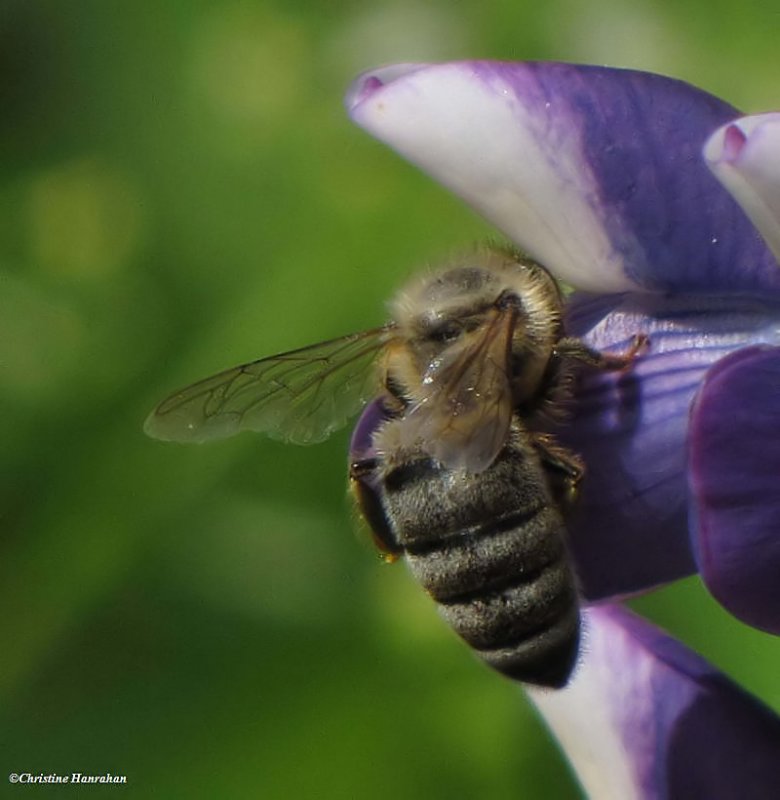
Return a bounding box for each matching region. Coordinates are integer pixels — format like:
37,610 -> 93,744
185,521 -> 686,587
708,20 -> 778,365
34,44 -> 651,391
144,327 -> 393,445
406,306 -> 517,473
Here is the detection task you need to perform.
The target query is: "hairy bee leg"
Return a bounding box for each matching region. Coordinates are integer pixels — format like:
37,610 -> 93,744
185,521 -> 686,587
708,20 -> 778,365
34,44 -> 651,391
349,457 -> 402,561
554,333 -> 649,371
530,433 -> 584,507
349,456 -> 379,480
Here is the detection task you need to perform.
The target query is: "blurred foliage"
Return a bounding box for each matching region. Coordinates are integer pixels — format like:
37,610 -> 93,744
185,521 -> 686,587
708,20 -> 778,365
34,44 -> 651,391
0,0 -> 778,797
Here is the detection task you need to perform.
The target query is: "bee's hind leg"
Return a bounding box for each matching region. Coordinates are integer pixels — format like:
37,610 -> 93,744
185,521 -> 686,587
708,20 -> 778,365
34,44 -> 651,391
530,433 -> 584,508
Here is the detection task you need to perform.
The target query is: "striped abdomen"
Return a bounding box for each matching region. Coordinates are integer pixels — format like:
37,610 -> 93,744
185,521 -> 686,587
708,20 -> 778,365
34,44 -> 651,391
374,431 -> 579,688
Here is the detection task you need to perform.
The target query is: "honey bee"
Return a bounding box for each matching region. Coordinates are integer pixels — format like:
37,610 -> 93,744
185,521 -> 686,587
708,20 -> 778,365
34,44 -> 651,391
145,245 -> 644,688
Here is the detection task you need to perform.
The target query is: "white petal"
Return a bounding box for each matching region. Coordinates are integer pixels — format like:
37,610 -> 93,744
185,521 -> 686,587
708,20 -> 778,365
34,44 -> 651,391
527,607 -> 643,800
704,113 -> 780,264
347,63 -> 636,292
526,605 -> 780,799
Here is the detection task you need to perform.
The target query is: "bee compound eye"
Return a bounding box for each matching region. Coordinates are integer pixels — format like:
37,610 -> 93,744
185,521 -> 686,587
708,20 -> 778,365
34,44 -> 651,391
428,321 -> 462,343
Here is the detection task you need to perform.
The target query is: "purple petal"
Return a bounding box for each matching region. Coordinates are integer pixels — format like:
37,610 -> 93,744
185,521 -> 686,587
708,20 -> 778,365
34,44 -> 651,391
528,605 -> 780,799
705,113 -> 780,265
349,397 -> 391,462
561,294 -> 780,599
688,345 -> 780,634
347,61 -> 780,295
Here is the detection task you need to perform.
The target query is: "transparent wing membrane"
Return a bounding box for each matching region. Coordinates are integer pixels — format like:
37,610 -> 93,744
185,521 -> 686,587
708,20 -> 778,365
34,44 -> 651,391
406,306 -> 516,472
145,327 -> 392,444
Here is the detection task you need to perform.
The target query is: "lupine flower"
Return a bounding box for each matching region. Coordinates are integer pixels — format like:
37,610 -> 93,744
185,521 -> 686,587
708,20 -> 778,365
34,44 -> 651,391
527,604 -> 780,798
346,62 -> 780,796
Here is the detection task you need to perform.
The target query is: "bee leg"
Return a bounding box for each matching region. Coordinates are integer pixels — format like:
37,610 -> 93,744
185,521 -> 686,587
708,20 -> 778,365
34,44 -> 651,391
349,458 -> 402,563
530,433 -> 584,507
349,456 -> 378,479
554,333 -> 649,371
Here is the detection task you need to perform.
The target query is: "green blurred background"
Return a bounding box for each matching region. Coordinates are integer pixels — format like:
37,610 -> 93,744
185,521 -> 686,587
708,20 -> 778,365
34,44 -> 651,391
1,1 -> 778,797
